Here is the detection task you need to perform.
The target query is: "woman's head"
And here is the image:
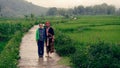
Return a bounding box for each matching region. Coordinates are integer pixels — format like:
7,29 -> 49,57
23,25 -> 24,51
45,21 -> 50,27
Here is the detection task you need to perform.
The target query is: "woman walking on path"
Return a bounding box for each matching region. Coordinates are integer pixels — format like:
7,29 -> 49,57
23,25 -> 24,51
36,24 -> 46,58
45,21 -> 55,57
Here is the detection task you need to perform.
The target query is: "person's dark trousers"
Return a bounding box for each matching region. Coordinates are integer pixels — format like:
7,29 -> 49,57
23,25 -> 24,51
37,40 -> 44,57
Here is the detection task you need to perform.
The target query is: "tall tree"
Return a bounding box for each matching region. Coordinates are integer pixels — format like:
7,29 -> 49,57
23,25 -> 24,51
85,6 -> 93,15
73,6 -> 85,15
77,6 -> 85,15
24,15 -> 29,20
115,8 -> 120,15
0,5 -> 2,17
57,8 -> 66,16
30,13 -> 35,20
47,7 -> 57,16
46,3 -> 116,16
107,5 -> 115,15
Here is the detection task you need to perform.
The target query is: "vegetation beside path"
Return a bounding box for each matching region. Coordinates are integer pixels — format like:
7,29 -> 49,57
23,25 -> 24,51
0,18 -> 39,67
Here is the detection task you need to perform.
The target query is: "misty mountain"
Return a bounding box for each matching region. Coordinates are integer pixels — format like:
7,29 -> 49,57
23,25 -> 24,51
0,0 -> 48,17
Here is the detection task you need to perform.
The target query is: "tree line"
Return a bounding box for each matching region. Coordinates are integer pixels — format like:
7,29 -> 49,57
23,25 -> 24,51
47,3 -> 120,16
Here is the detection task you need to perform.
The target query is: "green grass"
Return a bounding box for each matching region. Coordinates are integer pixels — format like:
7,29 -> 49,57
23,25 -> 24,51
0,31 -> 22,67
0,42 -> 7,53
0,18 -> 37,67
58,57 -> 72,66
0,16 -> 119,68
68,30 -> 120,44
53,15 -> 120,67
54,16 -> 120,44
64,25 -> 120,44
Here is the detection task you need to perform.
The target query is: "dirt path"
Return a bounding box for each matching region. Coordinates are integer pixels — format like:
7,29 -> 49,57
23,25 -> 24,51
18,25 -> 70,68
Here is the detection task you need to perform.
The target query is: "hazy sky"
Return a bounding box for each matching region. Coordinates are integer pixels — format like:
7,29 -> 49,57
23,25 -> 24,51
25,0 -> 120,8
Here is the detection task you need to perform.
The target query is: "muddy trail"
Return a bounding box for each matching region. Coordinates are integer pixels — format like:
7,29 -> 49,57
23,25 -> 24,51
18,25 -> 70,68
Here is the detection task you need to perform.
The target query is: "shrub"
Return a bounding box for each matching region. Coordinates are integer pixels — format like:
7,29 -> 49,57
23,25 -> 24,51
71,45 -> 90,68
89,42 -> 120,68
55,30 -> 73,45
0,31 -> 22,68
0,42 -> 7,53
55,30 -> 76,56
56,44 -> 76,56
71,42 -> 120,68
0,19 -> 36,67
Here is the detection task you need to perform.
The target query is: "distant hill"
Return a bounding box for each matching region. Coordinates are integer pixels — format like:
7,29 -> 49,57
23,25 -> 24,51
0,0 -> 48,17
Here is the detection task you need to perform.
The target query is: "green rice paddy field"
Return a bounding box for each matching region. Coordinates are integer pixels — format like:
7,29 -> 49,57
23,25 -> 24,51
53,15 -> 120,67
54,15 -> 120,44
